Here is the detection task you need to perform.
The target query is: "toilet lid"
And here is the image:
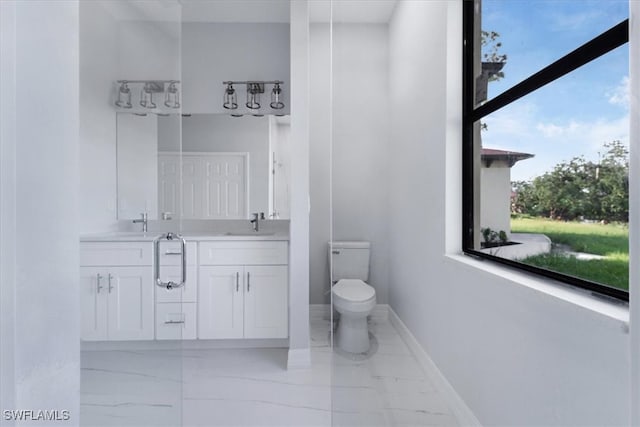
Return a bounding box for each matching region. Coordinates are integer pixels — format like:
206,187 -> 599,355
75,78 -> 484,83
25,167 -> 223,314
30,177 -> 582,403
332,279 -> 375,302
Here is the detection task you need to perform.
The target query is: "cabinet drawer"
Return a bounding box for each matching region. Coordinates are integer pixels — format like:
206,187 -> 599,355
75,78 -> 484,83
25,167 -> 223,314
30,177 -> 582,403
155,303 -> 196,340
80,242 -> 152,266
156,265 -> 197,303
199,241 -> 288,265
158,241 -> 197,266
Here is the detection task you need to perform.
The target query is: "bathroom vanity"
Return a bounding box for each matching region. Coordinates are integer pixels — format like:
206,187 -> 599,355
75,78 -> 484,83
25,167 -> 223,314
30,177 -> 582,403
80,232 -> 289,343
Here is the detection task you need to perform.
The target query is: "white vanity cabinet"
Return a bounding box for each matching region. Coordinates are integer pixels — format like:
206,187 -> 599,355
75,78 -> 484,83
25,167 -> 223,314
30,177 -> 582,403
80,242 -> 154,341
198,241 -> 288,339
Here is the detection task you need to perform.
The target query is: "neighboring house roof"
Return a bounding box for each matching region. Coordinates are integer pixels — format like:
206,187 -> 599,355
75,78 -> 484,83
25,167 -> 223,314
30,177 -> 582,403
481,148 -> 534,168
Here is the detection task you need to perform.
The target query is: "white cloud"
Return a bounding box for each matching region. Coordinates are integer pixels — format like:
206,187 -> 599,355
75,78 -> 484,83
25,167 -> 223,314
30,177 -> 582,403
607,76 -> 629,107
482,103 -> 629,181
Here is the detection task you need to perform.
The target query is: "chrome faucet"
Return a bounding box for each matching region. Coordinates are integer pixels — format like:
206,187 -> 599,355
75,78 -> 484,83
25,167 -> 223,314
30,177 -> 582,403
250,212 -> 265,232
133,212 -> 148,232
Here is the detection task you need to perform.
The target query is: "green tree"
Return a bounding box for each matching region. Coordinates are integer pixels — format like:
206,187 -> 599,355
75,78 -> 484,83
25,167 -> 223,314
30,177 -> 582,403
512,141 -> 629,222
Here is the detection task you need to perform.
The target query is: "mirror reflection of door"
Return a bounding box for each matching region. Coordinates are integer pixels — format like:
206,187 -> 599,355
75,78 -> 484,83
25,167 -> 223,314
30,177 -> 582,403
158,152 -> 247,219
117,113 -> 289,220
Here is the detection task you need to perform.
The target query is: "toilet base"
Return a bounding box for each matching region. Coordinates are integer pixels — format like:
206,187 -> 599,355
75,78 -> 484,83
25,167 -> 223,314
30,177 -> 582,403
335,312 -> 370,354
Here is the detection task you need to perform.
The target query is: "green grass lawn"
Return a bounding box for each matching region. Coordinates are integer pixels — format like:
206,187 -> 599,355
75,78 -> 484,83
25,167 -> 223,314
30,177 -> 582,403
511,216 -> 629,290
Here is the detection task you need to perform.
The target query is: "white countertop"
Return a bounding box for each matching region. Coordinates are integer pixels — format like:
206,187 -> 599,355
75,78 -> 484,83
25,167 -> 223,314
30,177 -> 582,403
80,231 -> 289,242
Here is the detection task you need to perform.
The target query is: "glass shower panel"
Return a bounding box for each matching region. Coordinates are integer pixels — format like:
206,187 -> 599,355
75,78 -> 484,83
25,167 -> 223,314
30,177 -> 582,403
79,1 -> 185,425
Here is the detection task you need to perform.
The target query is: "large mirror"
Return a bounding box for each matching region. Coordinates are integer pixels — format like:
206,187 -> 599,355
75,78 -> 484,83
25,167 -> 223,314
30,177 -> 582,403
116,113 -> 291,220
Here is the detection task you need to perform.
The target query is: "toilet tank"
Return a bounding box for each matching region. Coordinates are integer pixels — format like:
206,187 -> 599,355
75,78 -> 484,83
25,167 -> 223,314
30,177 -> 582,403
329,241 -> 371,282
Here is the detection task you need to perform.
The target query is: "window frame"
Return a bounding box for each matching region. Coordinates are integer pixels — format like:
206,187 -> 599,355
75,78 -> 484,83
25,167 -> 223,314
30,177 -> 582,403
462,0 -> 630,302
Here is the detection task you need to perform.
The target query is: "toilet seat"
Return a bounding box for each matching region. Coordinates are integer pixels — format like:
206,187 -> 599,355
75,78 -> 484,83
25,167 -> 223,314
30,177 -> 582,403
332,279 -> 375,303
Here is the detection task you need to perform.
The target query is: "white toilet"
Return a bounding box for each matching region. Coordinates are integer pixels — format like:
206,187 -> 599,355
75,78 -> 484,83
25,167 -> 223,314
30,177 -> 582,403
330,241 -> 376,354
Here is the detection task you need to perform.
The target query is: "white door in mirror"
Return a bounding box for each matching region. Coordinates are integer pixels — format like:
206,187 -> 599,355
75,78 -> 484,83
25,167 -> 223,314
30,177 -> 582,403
158,152 -> 247,219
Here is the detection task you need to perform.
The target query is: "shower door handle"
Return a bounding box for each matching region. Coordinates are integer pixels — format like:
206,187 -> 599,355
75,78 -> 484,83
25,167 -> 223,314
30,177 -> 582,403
154,232 -> 187,290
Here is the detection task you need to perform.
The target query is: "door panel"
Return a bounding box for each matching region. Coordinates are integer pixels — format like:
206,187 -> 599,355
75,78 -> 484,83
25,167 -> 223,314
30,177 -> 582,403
80,267 -> 108,341
244,265 -> 288,339
107,266 -> 154,341
198,266 -> 243,339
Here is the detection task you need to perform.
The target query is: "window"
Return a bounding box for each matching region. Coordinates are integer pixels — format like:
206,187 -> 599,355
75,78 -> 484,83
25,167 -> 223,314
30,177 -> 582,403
463,0 -> 629,301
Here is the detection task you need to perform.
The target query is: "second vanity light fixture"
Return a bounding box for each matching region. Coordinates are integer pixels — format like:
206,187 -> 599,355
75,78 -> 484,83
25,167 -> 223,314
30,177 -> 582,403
116,80 -> 180,110
223,80 -> 285,114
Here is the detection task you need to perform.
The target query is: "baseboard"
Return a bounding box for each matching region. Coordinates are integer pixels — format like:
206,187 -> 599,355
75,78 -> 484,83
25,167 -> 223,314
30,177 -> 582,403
81,338 -> 288,352
371,303 -> 389,321
388,307 -> 482,427
309,303 -> 330,320
287,347 -> 311,369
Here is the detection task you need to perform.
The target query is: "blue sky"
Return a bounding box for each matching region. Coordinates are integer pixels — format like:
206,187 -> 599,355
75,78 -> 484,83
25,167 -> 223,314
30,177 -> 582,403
480,0 -> 629,182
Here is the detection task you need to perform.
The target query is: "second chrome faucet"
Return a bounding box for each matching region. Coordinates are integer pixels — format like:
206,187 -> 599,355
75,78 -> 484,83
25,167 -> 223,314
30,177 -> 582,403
133,212 -> 148,232
250,212 -> 265,232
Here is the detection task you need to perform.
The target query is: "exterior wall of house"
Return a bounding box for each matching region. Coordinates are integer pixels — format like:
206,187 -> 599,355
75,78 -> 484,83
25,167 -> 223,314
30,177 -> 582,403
480,165 -> 512,238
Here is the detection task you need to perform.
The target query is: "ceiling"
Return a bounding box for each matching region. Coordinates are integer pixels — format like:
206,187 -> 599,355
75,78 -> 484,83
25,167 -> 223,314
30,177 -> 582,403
100,0 -> 397,24
309,0 -> 397,23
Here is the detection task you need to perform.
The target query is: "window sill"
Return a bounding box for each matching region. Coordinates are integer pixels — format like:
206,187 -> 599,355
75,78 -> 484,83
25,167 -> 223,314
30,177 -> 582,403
444,253 -> 629,326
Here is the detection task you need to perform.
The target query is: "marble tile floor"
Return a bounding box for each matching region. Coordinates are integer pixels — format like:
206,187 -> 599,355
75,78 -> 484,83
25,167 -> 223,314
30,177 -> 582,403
81,312 -> 460,427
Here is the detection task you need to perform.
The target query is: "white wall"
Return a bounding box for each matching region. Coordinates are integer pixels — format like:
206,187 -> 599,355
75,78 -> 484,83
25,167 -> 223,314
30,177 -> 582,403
287,0 -> 311,367
388,1 -> 630,425
309,24 -> 390,304
182,23 -> 290,115
1,1 -> 80,424
309,23 -> 332,304
117,19 -> 181,81
157,114 -> 271,215
79,1 -> 118,233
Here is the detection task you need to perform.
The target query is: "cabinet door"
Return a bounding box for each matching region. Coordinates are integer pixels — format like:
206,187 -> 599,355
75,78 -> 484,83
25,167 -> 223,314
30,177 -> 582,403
107,266 -> 154,341
80,267 -> 108,341
198,266 -> 243,339
244,266 -> 288,339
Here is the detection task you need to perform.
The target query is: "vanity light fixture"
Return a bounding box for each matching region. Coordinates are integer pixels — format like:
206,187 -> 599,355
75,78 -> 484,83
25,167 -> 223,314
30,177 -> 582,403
270,83 -> 284,109
114,80 -> 180,112
222,81 -> 284,114
115,81 -> 132,108
246,83 -> 262,109
164,81 -> 180,109
223,83 -> 238,110
140,82 -> 163,109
